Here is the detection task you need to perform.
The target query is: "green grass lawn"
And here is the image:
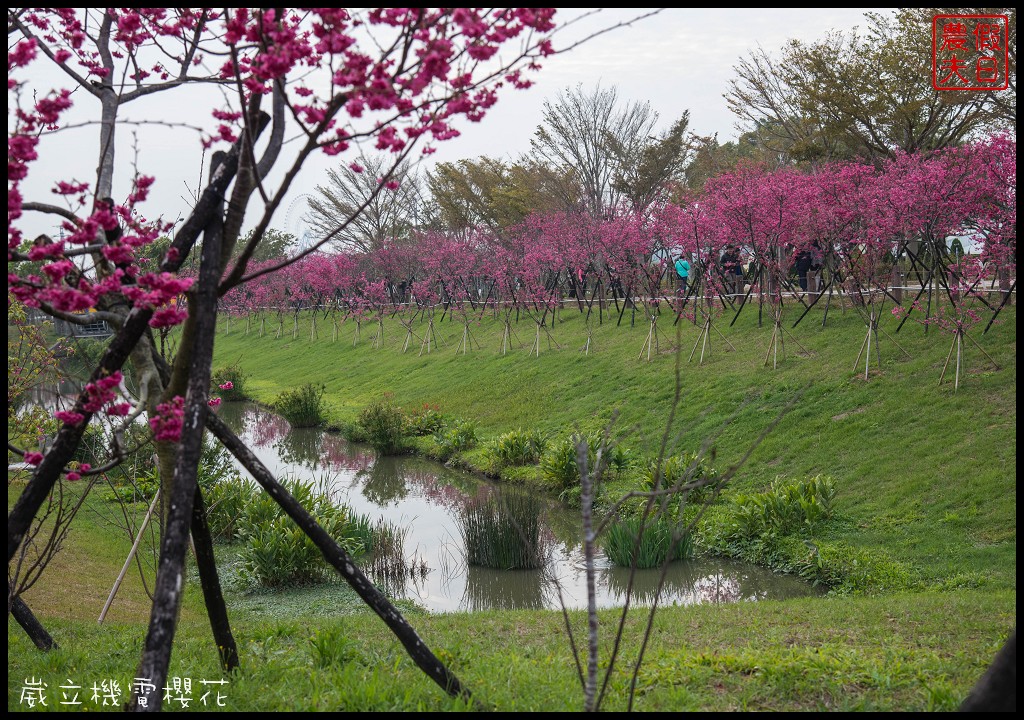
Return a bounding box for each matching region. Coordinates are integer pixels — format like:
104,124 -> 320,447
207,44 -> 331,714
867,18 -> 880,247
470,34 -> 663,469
211,300 -> 1016,589
8,297 -> 1016,711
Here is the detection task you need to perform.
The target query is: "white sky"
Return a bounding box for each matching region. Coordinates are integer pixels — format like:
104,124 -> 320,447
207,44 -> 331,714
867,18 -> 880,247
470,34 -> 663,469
13,8 -> 897,242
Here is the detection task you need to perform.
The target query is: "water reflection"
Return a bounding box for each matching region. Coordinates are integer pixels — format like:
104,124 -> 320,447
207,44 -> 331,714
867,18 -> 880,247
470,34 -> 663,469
462,565 -> 547,612
357,458 -> 409,505
216,401 -> 824,614
600,559 -> 784,606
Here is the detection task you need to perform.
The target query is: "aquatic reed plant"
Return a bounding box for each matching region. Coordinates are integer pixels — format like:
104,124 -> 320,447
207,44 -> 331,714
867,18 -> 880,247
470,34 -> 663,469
602,516 -> 693,569
457,490 -> 546,570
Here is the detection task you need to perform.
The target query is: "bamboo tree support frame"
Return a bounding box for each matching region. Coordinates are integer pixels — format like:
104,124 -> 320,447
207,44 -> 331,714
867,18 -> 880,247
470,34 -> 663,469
371,317 -> 386,349
938,328 -> 1001,392
99,489 -> 160,624
580,322 -> 594,355
499,317 -> 520,355
638,313 -> 667,362
419,315 -> 444,356
456,321 -> 480,355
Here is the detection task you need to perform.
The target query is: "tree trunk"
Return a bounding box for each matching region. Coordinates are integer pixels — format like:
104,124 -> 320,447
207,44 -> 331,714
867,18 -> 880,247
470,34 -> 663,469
9,593 -> 58,651
959,629 -> 1016,712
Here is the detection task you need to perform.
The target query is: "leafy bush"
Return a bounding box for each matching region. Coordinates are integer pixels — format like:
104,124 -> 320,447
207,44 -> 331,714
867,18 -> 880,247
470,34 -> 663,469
457,490 -> 545,570
211,361 -> 250,401
489,428 -> 547,467
640,451 -> 721,511
405,403 -> 447,436
236,478 -> 372,588
728,474 -> 837,541
433,419 -> 477,461
602,515 -> 693,568
203,475 -> 252,542
273,383 -> 327,428
309,625 -> 362,668
357,396 -> 407,455
539,431 -> 602,494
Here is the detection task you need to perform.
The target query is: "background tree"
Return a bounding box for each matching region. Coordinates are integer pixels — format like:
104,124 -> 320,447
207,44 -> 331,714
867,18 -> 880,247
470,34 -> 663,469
529,83 -> 687,217
231,227 -> 296,264
306,155 -> 426,253
607,113 -> 693,213
725,8 -> 1014,165
427,156 -> 568,232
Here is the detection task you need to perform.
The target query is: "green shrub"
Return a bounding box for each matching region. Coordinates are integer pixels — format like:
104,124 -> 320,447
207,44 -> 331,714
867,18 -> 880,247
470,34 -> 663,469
433,419 -> 477,461
405,403 -> 447,436
489,428 -> 547,467
273,383 -> 327,428
539,431 -> 602,493
357,396 -> 407,455
211,361 -> 250,401
203,475 -> 252,542
639,451 -> 721,513
235,477 -> 372,588
457,490 -> 546,570
602,515 -> 693,568
309,625 -> 362,668
729,474 -> 837,541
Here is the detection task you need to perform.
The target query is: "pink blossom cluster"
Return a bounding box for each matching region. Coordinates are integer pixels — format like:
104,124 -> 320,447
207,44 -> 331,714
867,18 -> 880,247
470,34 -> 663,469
149,396 -> 186,443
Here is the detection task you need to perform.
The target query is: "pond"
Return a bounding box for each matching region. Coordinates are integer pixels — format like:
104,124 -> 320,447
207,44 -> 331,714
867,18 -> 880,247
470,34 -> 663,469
215,401 -> 823,614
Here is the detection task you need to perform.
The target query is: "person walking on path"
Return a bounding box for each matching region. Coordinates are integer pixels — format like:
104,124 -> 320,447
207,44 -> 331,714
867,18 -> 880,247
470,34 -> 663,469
675,254 -> 691,298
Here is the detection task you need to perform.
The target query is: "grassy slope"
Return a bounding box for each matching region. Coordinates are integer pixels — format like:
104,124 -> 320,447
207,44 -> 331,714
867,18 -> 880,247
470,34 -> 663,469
9,299 -> 1016,711
212,301 -> 1016,588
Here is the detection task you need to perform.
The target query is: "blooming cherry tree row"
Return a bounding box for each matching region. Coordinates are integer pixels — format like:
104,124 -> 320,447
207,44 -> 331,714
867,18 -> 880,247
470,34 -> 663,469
222,135 -> 1015,326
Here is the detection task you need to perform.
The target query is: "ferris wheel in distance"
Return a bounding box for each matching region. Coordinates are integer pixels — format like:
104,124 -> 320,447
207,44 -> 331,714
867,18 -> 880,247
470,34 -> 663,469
284,193 -> 317,253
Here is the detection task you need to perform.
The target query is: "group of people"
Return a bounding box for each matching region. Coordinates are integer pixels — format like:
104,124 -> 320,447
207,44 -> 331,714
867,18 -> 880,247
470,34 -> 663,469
673,245 -> 746,298
673,244 -> 824,298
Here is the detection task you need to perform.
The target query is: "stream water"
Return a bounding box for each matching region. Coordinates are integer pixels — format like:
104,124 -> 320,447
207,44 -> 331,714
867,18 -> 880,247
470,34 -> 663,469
215,401 -> 823,614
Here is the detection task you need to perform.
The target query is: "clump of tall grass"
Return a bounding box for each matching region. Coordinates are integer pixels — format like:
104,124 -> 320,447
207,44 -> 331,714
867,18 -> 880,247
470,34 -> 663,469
357,395 -> 407,455
362,518 -> 429,597
457,490 -> 546,570
602,516 -> 693,568
273,383 -> 327,428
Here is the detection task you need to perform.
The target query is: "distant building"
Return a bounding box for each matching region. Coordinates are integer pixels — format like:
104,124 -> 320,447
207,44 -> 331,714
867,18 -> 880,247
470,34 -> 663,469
27,308 -> 112,338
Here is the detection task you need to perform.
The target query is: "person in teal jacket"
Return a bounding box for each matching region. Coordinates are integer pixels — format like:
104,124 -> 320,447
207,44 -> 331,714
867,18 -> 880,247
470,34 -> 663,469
674,254 -> 691,297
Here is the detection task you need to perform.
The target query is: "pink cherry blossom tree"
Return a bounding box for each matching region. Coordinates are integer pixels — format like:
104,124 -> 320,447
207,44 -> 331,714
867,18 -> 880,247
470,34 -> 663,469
9,7 -> 566,707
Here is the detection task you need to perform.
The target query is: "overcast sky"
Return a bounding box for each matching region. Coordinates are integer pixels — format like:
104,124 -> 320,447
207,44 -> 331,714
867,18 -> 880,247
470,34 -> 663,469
15,8 -> 897,242
428,7 -> 895,162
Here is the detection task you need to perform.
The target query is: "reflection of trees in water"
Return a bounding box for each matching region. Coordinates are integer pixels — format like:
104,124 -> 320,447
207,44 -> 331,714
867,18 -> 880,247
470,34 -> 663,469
358,457 -> 409,505
275,428 -> 324,469
403,465 -> 473,511
461,565 -> 547,612
320,434 -> 373,472
601,561 -> 782,606
242,405 -> 291,448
